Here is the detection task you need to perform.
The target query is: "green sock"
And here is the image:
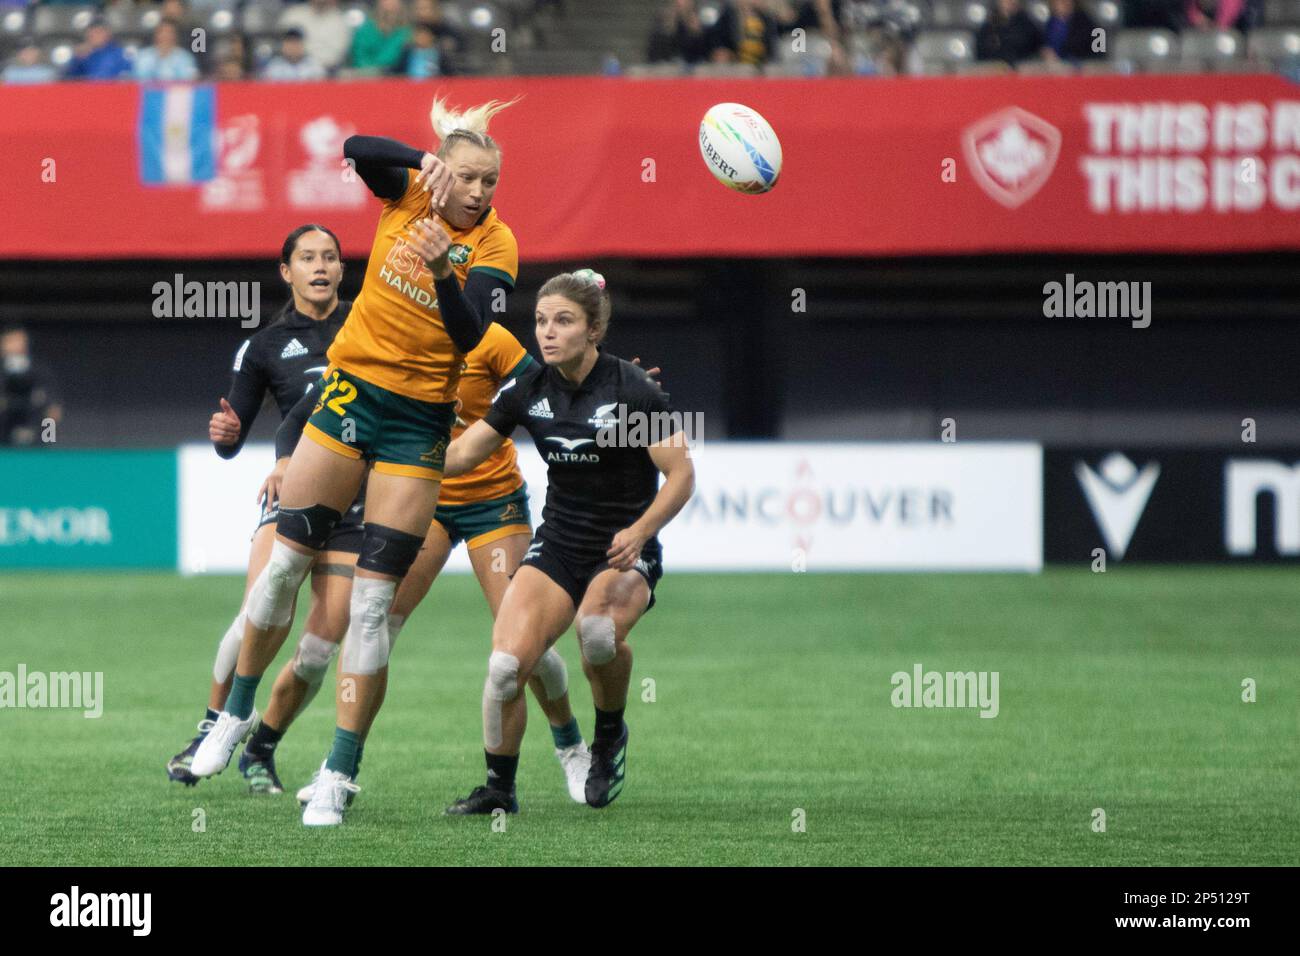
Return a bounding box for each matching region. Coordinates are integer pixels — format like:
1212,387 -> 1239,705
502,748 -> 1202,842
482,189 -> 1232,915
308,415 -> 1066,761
354,742 -> 365,780
550,717 -> 582,749
226,674 -> 260,720
325,727 -> 361,777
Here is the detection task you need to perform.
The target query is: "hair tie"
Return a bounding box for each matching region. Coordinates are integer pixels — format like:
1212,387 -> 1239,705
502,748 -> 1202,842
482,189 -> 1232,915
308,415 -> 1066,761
574,268 -> 606,290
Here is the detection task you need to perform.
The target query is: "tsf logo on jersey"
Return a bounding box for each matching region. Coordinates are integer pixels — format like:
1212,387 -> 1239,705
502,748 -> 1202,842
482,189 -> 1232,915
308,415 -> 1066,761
448,243 -> 472,265
962,107 -> 1062,209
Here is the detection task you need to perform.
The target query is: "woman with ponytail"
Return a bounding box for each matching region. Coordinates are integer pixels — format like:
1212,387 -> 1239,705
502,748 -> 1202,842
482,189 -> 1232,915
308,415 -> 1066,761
441,269 -> 696,816
186,96 -> 525,830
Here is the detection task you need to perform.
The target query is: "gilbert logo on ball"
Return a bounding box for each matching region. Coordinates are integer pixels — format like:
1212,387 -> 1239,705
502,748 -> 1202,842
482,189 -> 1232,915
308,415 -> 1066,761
699,103 -> 783,194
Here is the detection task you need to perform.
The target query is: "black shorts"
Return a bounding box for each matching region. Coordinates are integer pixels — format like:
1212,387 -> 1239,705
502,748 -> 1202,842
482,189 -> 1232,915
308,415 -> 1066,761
518,529 -> 662,612
254,497 -> 366,554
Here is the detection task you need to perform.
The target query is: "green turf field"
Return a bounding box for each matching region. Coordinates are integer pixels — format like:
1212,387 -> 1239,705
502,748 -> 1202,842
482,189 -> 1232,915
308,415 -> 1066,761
0,569 -> 1296,866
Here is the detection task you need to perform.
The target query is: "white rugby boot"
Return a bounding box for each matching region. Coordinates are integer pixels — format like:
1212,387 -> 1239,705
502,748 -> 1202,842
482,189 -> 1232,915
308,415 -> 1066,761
302,764 -> 360,827
189,709 -> 259,778
556,741 -> 592,804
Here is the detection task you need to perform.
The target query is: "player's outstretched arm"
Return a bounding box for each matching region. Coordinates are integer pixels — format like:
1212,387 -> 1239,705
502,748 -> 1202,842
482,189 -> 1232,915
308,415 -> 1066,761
444,418 -> 507,478
344,135 -> 451,205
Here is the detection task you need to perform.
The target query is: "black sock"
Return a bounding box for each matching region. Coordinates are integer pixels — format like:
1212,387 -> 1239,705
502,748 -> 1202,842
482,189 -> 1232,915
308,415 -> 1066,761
485,751 -> 518,792
203,707 -> 220,724
593,706 -> 625,744
244,721 -> 283,759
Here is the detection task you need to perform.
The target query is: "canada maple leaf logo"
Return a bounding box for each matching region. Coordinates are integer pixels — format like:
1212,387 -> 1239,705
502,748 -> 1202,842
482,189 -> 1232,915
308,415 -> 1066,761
962,107 -> 1061,209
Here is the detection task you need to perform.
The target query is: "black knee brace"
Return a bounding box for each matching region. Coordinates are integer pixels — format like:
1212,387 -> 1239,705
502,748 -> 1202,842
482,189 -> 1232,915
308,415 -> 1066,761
276,503 -> 343,551
357,523 -> 425,577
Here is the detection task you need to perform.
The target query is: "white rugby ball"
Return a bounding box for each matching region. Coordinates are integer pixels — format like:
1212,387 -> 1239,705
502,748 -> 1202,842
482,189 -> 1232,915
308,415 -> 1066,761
698,102 -> 783,195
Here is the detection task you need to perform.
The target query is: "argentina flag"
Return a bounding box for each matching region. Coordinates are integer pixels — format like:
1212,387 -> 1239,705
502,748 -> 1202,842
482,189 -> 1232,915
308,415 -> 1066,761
137,86 -> 217,185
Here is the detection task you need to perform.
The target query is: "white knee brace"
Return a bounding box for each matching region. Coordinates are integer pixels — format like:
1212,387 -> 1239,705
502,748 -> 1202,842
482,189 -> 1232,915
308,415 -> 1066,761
577,615 -> 617,666
292,631 -> 338,685
482,650 -> 520,749
339,576 -> 397,676
245,541 -> 314,630
212,610 -> 245,683
531,647 -> 568,701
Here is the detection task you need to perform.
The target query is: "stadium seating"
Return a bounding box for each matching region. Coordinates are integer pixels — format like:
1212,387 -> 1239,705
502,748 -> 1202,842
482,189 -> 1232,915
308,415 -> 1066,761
30,3 -> 96,41
927,0 -> 988,29
1111,27 -> 1179,72
239,0 -> 284,36
913,28 -> 976,74
1248,25 -> 1300,68
1179,28 -> 1246,71
1263,0 -> 1300,23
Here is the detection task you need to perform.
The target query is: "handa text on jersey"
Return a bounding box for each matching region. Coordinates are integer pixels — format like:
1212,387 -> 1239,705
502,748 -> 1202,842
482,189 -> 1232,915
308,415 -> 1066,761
152,274 -> 261,329
379,265 -> 438,311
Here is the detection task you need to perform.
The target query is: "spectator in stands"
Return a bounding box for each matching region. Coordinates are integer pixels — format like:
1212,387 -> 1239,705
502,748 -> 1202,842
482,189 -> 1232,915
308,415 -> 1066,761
400,20 -> 443,76
134,19 -> 200,81
215,34 -> 254,78
262,27 -> 327,80
412,0 -> 462,71
279,0 -> 354,73
976,0 -> 1044,65
158,0 -> 210,75
0,327 -> 62,448
853,26 -> 907,75
65,16 -> 132,80
352,0 -> 413,74
706,0 -> 781,66
647,0 -> 710,64
216,56 -> 246,80
1041,0 -> 1100,63
1185,0 -> 1248,28
771,0 -> 850,73
3,37 -> 59,84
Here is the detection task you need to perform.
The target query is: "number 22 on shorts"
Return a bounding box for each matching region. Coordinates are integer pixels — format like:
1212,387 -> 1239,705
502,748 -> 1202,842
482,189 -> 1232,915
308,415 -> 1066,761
313,370 -> 358,417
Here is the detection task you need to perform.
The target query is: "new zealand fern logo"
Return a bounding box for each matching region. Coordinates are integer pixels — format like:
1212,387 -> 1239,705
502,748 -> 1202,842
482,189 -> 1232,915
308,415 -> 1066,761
448,243 -> 472,265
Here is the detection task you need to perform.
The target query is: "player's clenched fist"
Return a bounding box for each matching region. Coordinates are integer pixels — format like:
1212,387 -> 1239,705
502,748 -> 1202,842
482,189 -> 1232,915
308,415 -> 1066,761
406,216 -> 453,279
209,397 -> 241,445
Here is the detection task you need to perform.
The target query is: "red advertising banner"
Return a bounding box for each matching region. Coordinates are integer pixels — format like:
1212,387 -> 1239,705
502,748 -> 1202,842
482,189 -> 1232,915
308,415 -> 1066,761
0,75 -> 1297,260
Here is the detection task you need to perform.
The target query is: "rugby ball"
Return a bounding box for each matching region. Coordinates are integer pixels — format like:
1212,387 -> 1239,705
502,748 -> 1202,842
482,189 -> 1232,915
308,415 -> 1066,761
698,103 -> 783,195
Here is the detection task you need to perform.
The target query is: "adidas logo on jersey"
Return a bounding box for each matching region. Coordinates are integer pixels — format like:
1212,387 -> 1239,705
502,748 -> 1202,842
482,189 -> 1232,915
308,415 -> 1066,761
528,398 -> 554,419
280,338 -> 309,360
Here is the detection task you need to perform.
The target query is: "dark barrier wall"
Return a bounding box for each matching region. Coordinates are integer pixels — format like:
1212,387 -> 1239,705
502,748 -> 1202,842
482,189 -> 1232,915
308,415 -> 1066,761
1,252 -> 1297,448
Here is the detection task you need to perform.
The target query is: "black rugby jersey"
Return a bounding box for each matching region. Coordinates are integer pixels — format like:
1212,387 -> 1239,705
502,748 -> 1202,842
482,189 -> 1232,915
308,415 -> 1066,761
483,350 -> 674,560
216,300 -> 352,459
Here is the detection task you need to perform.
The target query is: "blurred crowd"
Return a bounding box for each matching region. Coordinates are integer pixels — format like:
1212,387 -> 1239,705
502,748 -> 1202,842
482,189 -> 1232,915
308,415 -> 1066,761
646,0 -> 1292,76
1,0 -> 1296,83
1,0 -> 480,83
